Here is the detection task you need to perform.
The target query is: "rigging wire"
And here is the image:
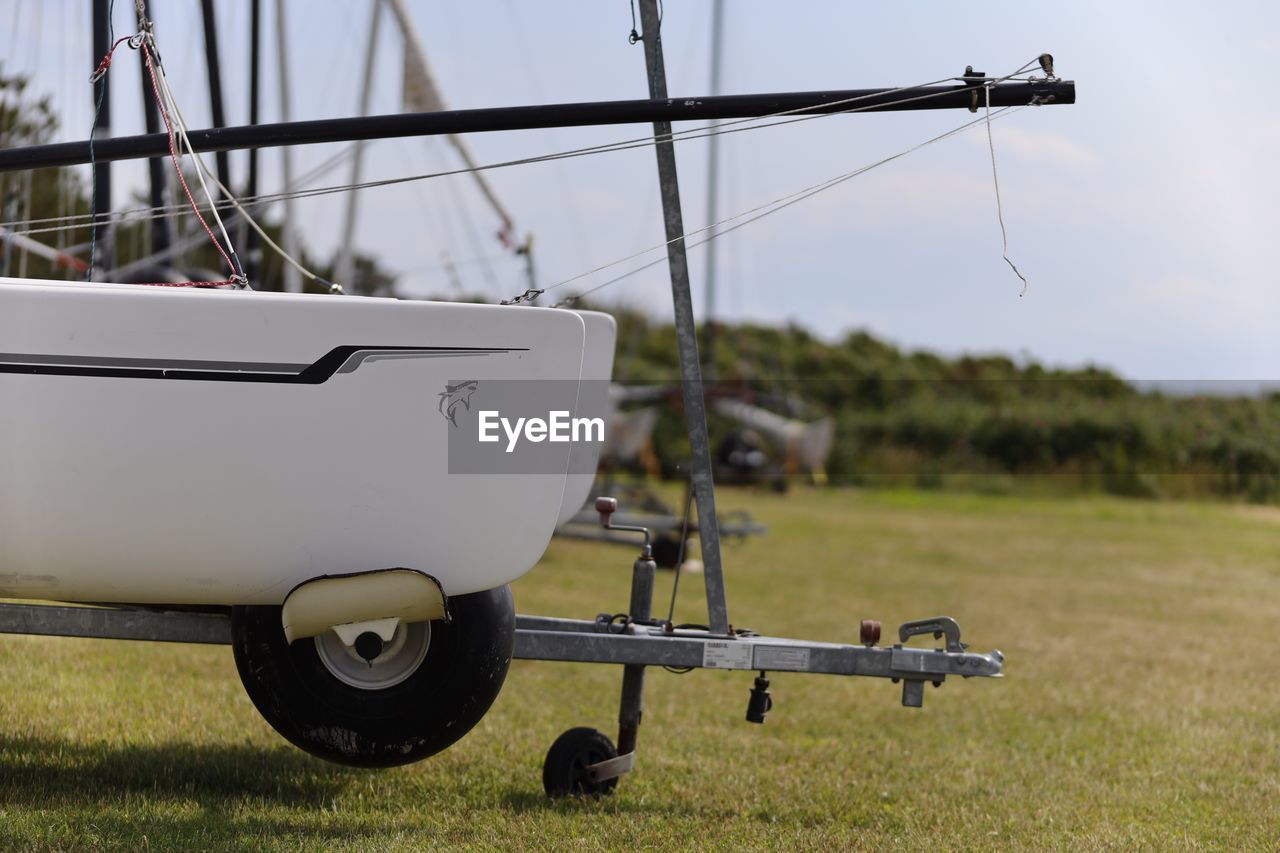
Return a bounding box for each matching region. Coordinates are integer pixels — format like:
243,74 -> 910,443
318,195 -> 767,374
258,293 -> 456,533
504,0 -> 595,272
9,61 -> 1043,238
551,102 -> 1033,307
84,4 -> 248,287
84,20 -> 241,285
666,483 -> 696,625
20,57 -> 1048,298
118,140 -> 367,274
109,139 -> 367,278
17,75 -> 1044,240
192,159 -> 337,291
18,77 -> 968,233
142,34 -> 245,283
63,16 -> 368,288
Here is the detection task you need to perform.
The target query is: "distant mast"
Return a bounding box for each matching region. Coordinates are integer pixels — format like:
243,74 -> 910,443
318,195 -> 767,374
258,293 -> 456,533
385,0 -> 531,291
90,0 -> 113,272
334,0 -> 385,291
703,0 -> 725,377
275,0 -> 301,292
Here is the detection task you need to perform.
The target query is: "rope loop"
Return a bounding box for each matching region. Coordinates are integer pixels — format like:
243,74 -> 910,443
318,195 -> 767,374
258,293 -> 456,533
89,33 -> 143,84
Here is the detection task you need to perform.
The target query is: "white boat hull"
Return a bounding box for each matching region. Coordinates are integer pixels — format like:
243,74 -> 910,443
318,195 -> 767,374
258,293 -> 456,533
0,278 -> 601,604
556,311 -> 616,526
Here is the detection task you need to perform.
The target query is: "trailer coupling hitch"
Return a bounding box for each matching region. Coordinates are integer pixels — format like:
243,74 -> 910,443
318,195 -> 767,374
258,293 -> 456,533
890,615 -> 1002,708
898,616 -> 965,653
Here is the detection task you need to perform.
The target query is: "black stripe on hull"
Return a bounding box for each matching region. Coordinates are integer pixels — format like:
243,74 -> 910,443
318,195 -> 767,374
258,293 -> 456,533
0,345 -> 526,384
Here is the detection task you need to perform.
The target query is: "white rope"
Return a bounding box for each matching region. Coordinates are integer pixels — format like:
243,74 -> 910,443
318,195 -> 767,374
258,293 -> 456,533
984,83 -> 1029,295
192,154 -> 339,292
145,33 -> 244,280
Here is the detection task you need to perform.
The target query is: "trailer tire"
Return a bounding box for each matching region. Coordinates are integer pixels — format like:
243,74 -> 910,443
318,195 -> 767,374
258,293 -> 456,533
231,585 -> 515,768
542,727 -> 620,798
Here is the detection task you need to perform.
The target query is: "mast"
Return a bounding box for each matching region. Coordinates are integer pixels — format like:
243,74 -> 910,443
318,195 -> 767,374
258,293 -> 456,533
334,0 -> 384,290
637,0 -> 730,634
90,0 -> 113,271
384,0 -> 521,248
244,0 -> 262,283
199,0 -> 232,187
136,0 -> 169,256
1,81 -> 1074,172
703,0 -> 725,378
274,0 -> 301,292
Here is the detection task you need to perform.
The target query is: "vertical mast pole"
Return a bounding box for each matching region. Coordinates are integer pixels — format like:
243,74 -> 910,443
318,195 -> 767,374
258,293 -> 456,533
244,0 -> 262,283
274,0 -> 301,292
199,0 -> 232,187
384,0 -> 522,256
90,0 -> 114,271
335,0 -> 384,290
136,0 -> 170,256
636,0 -> 730,634
703,0 -> 725,378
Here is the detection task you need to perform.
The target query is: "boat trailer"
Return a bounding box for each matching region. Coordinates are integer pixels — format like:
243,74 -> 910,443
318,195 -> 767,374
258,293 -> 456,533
0,505 -> 1002,795
0,0 -> 1070,797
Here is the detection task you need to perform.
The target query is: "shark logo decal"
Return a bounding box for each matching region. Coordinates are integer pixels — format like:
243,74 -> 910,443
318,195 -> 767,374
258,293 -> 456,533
438,380 -> 479,427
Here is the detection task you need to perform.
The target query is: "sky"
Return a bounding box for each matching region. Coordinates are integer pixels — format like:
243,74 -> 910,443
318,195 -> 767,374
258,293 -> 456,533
6,0 -> 1280,381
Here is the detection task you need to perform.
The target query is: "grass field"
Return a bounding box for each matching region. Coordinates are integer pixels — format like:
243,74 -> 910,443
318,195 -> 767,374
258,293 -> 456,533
2,488 -> 1278,849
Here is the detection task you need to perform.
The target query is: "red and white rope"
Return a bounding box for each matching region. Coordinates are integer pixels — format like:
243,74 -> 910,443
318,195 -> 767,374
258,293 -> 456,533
89,29 -> 244,288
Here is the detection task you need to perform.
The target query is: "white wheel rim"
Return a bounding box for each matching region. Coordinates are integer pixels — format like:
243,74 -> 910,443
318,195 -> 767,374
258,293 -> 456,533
314,620 -> 431,690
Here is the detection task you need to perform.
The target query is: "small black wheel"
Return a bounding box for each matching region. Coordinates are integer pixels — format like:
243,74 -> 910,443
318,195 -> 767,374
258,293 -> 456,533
231,585 -> 515,768
542,726 -> 620,798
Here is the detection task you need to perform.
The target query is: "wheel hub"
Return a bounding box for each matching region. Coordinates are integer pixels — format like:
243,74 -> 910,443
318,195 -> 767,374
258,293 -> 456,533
315,620 -> 431,690
353,631 -> 385,662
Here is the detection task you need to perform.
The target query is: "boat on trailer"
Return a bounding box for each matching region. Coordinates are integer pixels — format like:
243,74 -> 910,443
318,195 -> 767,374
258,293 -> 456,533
0,2 -> 1069,792
0,277 -> 612,604
0,256 -> 1011,786
0,276 -> 623,767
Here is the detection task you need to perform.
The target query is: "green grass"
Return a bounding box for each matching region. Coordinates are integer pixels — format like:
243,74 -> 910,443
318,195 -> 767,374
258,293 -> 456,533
3,488 -> 1278,850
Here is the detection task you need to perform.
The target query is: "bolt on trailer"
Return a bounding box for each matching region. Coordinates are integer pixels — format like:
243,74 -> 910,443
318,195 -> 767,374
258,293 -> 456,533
0,0 -> 1072,798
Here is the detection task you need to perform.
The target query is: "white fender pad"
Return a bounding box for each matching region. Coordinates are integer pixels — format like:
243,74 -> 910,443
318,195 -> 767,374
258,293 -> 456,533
280,568 -> 447,644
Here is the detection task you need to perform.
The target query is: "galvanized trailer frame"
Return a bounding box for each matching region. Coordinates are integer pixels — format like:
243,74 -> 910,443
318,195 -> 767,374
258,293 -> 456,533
0,604 -> 1002,696
0,0 -> 1074,794
0,529 -> 1002,792
0,601 -> 1001,721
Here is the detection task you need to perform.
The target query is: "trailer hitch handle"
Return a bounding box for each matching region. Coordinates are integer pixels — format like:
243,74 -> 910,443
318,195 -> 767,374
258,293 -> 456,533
595,496 -> 618,526
897,616 -> 966,653
595,496 -> 653,558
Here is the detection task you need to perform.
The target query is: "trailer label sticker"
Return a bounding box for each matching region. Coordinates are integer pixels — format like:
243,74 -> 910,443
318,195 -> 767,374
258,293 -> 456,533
702,641 -> 754,669
753,645 -> 811,672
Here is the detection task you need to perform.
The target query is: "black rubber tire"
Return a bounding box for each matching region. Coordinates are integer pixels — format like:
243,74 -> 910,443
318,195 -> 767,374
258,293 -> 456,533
542,727 -> 620,798
231,585 -> 515,768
